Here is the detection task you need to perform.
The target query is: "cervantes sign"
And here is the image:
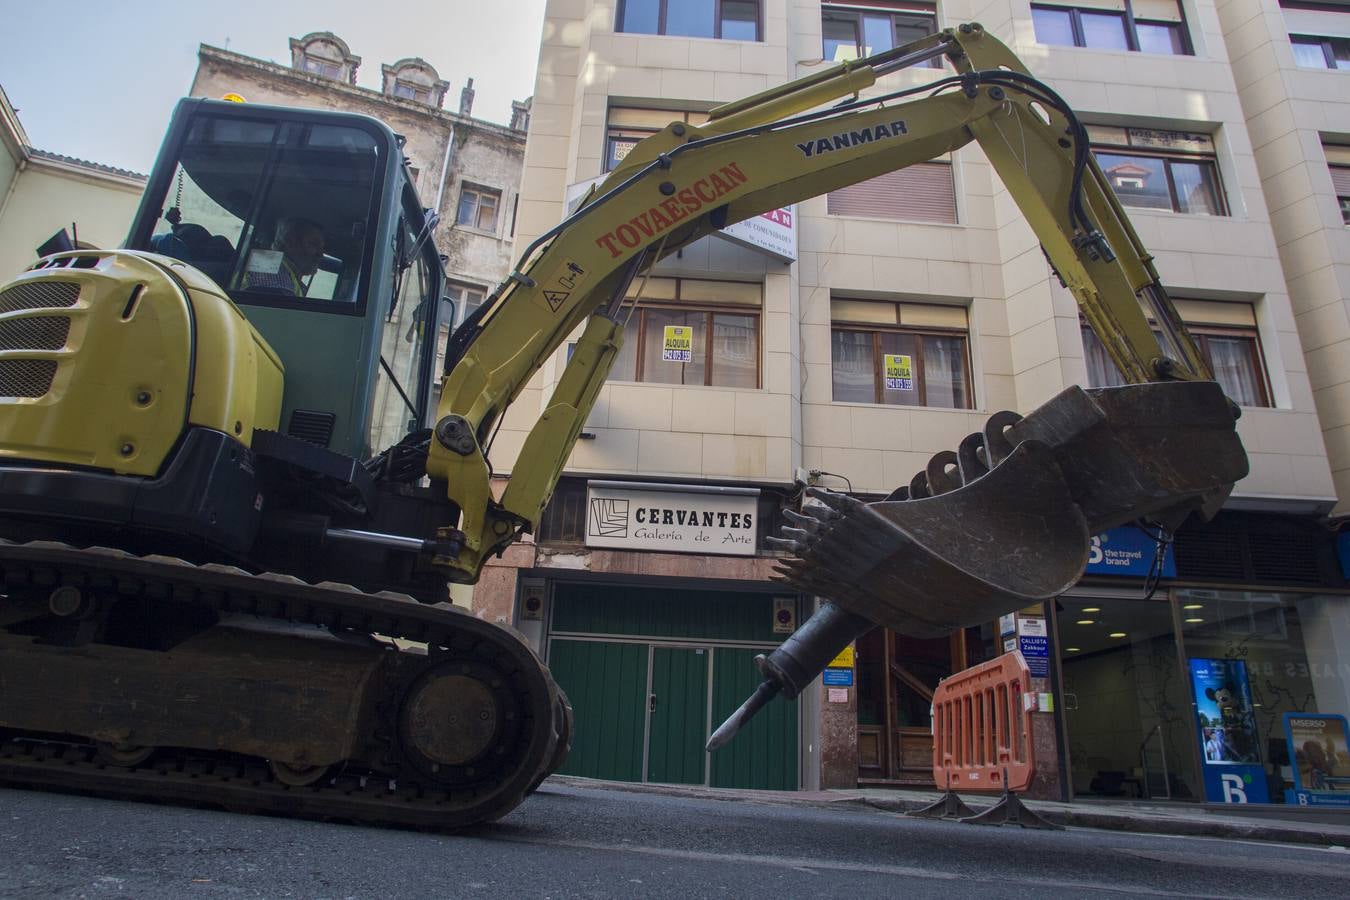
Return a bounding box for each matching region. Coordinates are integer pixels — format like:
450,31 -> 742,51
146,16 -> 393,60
585,481 -> 759,557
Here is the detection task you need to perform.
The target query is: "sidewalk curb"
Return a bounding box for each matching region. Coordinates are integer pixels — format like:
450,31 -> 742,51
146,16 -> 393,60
548,777 -> 1350,847
861,796 -> 1350,847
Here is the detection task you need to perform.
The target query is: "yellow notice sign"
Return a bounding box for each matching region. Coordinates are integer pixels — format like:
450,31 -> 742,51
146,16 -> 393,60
828,645 -> 855,669
662,325 -> 693,362
883,353 -> 914,391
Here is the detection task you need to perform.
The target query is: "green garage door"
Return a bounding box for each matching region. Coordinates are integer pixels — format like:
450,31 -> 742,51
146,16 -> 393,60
711,647 -> 798,790
547,583 -> 800,790
647,646 -> 710,785
548,639 -> 647,781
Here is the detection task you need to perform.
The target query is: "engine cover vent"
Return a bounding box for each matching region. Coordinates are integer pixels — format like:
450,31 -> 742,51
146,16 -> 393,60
287,410 -> 336,447
0,359 -> 58,398
0,316 -> 71,351
0,281 -> 80,314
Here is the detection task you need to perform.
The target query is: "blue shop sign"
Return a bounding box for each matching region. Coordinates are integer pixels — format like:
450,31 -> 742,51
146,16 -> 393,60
822,668 -> 854,687
1338,532 -> 1349,580
1085,526 -> 1176,579
1018,635 -> 1050,678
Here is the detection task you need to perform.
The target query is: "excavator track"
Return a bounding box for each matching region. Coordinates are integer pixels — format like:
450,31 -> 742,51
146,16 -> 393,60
0,540 -> 564,830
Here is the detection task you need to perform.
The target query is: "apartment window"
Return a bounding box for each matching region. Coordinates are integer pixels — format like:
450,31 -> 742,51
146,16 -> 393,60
1330,146 -> 1350,224
1090,126 -> 1226,216
827,159 -> 956,223
606,107 -> 711,171
1291,34 -> 1350,68
1283,1 -> 1350,68
830,299 -> 971,408
434,281 -> 487,381
1032,0 -> 1191,55
616,0 -> 760,40
1334,167 -> 1350,224
456,185 -> 500,231
444,281 -> 486,330
609,278 -> 760,388
300,56 -> 343,80
821,1 -> 939,66
393,81 -> 430,102
1081,300 -> 1271,407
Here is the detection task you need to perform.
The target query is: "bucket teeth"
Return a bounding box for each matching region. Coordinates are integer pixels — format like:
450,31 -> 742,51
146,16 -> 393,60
782,508 -> 826,530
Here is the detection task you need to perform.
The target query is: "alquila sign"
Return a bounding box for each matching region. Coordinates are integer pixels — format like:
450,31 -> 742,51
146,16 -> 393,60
585,481 -> 759,557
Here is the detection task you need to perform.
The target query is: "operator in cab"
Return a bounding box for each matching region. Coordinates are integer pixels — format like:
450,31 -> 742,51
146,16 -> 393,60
245,217 -> 326,296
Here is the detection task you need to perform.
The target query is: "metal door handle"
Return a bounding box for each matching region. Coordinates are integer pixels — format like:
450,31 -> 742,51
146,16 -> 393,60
649,693 -> 657,713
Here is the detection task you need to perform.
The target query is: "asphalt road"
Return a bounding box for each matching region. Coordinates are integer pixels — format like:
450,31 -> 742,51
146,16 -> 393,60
2,781 -> 1349,899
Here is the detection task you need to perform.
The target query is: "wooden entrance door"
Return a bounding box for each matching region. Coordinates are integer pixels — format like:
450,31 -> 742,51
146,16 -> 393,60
857,628 -> 972,786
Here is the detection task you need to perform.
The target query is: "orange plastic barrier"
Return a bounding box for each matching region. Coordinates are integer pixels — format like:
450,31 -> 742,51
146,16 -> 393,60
931,650 -> 1034,793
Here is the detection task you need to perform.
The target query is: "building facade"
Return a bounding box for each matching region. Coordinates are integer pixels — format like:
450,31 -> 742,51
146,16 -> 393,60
491,0 -> 1350,804
0,86 -> 146,279
189,32 -> 529,455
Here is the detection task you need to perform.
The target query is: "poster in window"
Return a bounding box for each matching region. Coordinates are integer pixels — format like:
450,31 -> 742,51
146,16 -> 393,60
1283,713 -> 1350,806
662,325 -> 693,362
1190,657 -> 1268,803
883,353 -> 914,391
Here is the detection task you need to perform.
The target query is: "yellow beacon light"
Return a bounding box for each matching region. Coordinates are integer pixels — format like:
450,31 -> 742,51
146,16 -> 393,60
221,92 -> 247,103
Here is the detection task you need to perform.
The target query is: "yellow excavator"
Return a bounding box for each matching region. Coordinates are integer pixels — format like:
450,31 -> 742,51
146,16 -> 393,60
0,24 -> 1246,825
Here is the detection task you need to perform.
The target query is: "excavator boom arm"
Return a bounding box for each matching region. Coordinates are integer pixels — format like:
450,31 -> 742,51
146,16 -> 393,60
429,23 -> 1216,582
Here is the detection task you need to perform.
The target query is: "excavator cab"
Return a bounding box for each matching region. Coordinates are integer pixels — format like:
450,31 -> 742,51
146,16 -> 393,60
0,98 -> 458,600
126,98 -> 446,459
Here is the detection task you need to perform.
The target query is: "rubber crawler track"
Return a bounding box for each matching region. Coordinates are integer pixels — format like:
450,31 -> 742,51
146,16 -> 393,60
0,540 -> 562,830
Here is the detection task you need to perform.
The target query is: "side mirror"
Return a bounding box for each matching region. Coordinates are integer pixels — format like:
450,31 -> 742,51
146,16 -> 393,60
36,228 -> 75,259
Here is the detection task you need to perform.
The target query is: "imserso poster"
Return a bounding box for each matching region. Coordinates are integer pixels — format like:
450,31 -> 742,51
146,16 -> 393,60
1190,657 -> 1268,803
1284,713 -> 1350,805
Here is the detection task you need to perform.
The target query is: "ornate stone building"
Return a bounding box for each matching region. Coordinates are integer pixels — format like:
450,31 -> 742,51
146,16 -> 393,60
189,32 -> 530,452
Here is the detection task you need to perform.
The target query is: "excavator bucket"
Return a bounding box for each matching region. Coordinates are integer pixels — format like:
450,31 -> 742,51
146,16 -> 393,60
773,380 -> 1246,637
708,380 -> 1246,750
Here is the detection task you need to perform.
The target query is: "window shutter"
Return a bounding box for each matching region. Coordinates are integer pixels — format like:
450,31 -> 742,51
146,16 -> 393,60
1330,165 -> 1350,197
826,162 -> 957,223
1131,0 -> 1183,22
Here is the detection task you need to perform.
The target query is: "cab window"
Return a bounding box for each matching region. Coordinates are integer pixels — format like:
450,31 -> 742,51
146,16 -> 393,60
146,113 -> 381,310
369,198 -> 441,450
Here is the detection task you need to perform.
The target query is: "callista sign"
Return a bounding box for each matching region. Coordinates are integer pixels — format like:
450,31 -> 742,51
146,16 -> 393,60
585,481 -> 759,556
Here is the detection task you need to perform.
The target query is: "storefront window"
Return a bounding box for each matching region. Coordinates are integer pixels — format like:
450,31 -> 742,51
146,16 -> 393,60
1060,595 -> 1200,800
1178,590 -> 1350,804
1058,588 -> 1350,805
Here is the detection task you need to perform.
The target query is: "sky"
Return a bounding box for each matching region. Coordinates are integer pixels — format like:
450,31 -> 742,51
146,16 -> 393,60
0,0 -> 547,174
